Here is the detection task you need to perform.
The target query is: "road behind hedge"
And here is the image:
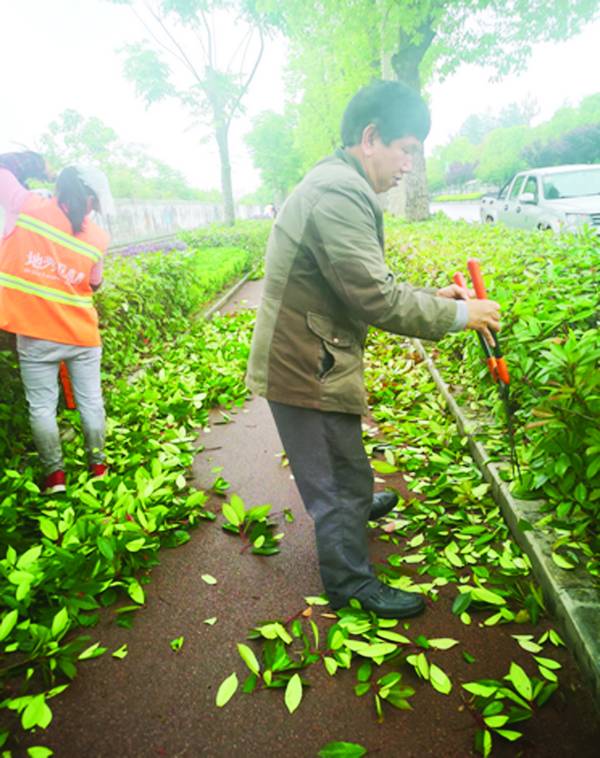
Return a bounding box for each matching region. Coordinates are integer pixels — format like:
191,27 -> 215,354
22,278 -> 599,758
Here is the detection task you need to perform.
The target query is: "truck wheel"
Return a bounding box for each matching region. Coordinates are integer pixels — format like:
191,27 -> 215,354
485,215 -> 494,224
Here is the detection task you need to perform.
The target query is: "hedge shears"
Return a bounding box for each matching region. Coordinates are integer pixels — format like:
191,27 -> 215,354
453,260 -> 521,482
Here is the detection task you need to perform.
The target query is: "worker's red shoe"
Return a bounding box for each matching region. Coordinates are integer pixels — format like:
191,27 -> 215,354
89,463 -> 108,478
42,470 -> 66,495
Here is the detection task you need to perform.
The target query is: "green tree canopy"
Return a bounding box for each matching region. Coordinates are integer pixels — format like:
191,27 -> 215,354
521,94 -> 600,167
426,136 -> 481,190
475,125 -> 530,185
250,0 -> 599,218
428,91 -> 600,190
40,109 -> 119,166
39,109 -> 219,201
459,99 -> 539,144
531,93 -> 600,143
523,123 -> 600,166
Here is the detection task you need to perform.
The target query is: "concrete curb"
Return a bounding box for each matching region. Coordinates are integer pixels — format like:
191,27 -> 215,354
412,338 -> 600,708
127,268 -> 257,385
202,268 -> 258,321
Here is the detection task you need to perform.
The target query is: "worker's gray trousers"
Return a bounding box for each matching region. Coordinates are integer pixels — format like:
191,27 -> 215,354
268,400 -> 379,606
17,336 -> 106,474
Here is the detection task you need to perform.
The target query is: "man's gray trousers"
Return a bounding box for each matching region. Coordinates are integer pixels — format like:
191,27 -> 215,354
268,400 -> 380,606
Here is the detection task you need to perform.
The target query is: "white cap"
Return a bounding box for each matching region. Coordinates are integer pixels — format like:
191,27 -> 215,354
73,165 -> 116,218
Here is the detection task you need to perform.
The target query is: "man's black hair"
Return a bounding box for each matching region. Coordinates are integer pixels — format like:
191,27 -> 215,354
341,80 -> 431,147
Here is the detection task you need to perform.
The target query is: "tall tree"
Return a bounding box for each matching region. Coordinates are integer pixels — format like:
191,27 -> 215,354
112,0 -> 266,224
253,0 -> 599,219
40,109 -> 119,166
475,125 -> 531,185
245,111 -> 303,203
426,135 -> 480,191
445,160 -> 477,188
39,109 -> 216,200
459,99 -> 539,144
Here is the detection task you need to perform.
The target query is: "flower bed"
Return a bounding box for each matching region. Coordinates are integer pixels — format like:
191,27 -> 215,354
115,239 -> 188,256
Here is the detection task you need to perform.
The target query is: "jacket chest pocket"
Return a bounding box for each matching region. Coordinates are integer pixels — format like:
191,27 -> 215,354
306,311 -> 356,381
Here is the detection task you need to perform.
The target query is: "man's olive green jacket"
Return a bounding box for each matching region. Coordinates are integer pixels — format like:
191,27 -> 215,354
246,148 -> 457,416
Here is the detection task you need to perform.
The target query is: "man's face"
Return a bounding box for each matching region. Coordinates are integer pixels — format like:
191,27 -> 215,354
369,134 -> 421,194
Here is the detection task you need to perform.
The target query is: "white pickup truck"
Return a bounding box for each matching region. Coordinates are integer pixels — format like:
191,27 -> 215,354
480,164 -> 600,234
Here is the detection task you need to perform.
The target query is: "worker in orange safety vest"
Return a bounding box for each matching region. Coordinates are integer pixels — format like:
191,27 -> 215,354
0,151 -> 114,494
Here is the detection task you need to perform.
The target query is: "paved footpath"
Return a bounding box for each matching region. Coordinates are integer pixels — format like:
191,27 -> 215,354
22,279 -> 599,757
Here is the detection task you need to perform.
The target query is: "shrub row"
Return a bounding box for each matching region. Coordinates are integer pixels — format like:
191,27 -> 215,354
179,219 -> 271,263
431,192 -> 484,202
0,225 -> 267,744
382,215 -> 599,577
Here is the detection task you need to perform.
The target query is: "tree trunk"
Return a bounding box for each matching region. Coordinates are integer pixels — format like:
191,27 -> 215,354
404,144 -> 429,221
215,122 -> 235,226
389,22 -> 435,221
385,181 -> 406,216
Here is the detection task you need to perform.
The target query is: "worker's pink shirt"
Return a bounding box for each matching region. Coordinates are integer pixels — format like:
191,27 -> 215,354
0,168 -> 104,285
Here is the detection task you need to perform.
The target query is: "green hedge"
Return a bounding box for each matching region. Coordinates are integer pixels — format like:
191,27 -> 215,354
179,219 -> 271,262
0,231 -> 264,745
432,192 -> 484,202
98,244 -> 254,375
380,216 -> 600,577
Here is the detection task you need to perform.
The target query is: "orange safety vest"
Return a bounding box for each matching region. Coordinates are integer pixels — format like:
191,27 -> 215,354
0,194 -> 109,347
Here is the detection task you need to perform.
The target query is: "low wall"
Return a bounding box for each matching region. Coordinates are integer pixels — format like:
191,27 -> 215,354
0,201 -> 265,247
105,200 -> 264,245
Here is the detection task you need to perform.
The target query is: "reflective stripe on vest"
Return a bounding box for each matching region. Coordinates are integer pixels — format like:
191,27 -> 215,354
15,213 -> 102,263
0,271 -> 94,308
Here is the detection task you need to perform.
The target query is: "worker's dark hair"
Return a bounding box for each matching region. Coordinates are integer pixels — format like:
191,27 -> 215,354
55,167 -> 97,234
341,80 -> 431,147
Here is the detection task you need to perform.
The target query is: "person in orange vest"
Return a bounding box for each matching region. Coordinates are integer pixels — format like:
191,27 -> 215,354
0,151 -> 114,495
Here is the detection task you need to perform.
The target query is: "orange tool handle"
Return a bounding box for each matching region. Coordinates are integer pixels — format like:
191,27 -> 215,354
467,258 -> 489,300
59,361 -> 77,409
465,260 -> 510,385
453,272 -> 499,380
494,357 -> 510,385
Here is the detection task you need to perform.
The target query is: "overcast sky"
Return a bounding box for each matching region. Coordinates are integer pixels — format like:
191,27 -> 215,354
1,1 -> 599,197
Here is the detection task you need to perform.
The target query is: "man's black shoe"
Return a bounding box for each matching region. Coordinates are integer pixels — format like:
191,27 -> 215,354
359,583 -> 425,619
370,491 -> 398,520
